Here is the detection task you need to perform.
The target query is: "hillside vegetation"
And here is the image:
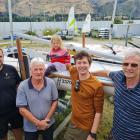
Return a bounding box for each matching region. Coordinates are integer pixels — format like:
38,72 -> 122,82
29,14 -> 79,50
0,0 -> 140,19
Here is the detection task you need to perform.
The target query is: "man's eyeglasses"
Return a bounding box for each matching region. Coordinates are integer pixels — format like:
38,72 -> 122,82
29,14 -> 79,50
122,63 -> 138,68
74,80 -> 80,92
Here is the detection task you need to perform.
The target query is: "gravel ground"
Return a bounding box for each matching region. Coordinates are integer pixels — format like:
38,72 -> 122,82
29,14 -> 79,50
64,36 -> 128,46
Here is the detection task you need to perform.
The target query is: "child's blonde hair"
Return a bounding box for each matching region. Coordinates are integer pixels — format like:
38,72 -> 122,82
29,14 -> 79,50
51,34 -> 64,48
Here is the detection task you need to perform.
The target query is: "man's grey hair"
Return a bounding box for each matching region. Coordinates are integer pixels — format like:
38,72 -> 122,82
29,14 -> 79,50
124,49 -> 140,59
30,57 -> 45,68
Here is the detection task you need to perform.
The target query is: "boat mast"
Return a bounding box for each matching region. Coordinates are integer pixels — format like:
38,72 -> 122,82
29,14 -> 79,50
8,0 -> 14,46
109,0 -> 117,41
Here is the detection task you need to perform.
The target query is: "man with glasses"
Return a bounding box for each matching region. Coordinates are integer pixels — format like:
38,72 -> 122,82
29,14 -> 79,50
46,51 -> 104,140
93,50 -> 140,140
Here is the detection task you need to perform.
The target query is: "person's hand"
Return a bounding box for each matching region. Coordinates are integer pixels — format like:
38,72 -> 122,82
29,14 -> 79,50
44,118 -> 50,129
86,135 -> 96,140
36,120 -> 49,130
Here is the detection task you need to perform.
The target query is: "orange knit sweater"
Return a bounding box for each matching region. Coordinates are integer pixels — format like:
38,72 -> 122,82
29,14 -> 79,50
67,65 -> 104,130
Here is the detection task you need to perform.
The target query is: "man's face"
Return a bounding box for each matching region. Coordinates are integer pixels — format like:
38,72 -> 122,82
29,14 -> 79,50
31,64 -> 45,80
75,57 -> 90,75
0,50 -> 4,67
122,55 -> 140,79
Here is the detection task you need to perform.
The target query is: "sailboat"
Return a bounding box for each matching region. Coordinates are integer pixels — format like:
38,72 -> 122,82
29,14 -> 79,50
58,6 -> 78,39
81,13 -> 91,47
66,7 -> 75,32
82,13 -> 91,34
66,6 -> 78,35
65,12 -> 124,62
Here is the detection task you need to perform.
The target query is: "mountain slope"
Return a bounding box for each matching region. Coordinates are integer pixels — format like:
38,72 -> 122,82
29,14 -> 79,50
0,0 -> 139,18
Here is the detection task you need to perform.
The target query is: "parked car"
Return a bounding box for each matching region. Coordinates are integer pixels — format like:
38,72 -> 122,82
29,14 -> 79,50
3,46 -> 27,58
42,35 -> 52,40
3,35 -> 22,40
57,29 -> 74,40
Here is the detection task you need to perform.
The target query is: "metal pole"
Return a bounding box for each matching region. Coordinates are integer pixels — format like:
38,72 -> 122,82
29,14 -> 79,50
54,14 -> 55,22
44,11 -> 45,21
82,33 -> 85,48
8,0 -> 14,46
29,2 -> 32,33
125,24 -> 130,47
109,0 -> 117,41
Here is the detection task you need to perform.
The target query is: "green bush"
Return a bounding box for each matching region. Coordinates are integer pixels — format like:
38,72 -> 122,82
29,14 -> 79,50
114,17 -> 123,24
91,29 -> 99,38
25,31 -> 36,36
43,28 -> 60,36
55,107 -> 71,129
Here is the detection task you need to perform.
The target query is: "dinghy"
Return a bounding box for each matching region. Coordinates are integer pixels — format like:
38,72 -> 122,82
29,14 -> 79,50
46,61 -> 122,96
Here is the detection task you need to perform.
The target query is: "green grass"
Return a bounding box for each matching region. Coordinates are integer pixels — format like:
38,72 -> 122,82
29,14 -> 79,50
20,41 -> 49,49
54,107 -> 71,128
97,96 -> 114,140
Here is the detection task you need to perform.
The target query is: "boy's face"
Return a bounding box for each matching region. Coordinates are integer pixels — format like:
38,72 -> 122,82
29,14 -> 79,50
75,56 -> 90,75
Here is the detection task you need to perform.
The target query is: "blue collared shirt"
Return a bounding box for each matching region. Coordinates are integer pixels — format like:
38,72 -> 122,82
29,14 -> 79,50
109,71 -> 140,140
16,77 -> 58,132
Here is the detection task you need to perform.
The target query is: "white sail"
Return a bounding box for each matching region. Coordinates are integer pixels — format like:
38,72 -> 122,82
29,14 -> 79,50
74,20 -> 79,35
66,7 -> 75,31
82,13 -> 91,33
66,6 -> 78,35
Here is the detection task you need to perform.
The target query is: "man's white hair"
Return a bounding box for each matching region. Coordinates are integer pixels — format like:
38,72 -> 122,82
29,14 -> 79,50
30,57 -> 45,68
124,48 -> 140,59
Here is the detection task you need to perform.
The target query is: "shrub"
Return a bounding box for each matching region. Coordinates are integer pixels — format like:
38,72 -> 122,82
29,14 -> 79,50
114,17 -> 123,24
43,28 -> 60,36
25,31 -> 36,36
